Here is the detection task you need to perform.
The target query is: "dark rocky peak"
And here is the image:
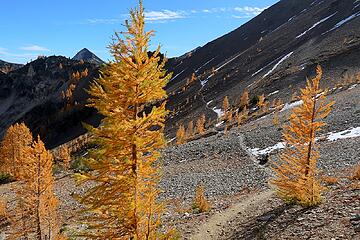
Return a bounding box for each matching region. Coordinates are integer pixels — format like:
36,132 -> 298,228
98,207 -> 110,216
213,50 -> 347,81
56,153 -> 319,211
72,48 -> 104,65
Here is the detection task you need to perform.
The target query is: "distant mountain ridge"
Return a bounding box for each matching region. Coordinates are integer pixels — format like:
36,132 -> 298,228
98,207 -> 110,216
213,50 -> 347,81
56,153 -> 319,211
0,59 -> 23,73
72,48 -> 104,65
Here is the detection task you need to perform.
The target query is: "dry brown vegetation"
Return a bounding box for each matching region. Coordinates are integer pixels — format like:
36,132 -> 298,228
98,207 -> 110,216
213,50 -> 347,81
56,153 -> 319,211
351,163 -> 360,180
192,184 -> 211,213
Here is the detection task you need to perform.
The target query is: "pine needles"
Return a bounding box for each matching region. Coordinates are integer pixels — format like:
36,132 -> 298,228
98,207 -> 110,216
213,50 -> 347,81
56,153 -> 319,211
271,66 -> 335,206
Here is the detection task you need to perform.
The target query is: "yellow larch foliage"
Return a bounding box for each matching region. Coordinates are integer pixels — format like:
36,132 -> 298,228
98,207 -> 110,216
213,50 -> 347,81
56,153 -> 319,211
236,106 -> 249,128
193,184 -> 211,213
225,110 -> 234,134
196,114 -> 206,135
10,136 -> 60,239
0,123 -> 33,179
76,1 -> 174,239
271,66 -> 335,206
190,73 -> 196,84
176,124 -> 186,145
257,94 -> 265,109
71,71 -> 81,81
81,68 -> 89,78
352,163 -> 360,180
186,120 -> 194,138
58,145 -> 71,169
240,90 -> 249,108
263,101 -> 270,114
0,197 -> 7,221
222,96 -> 230,119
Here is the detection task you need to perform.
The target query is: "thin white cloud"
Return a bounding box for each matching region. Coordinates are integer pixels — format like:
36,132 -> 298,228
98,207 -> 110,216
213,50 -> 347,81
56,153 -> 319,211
85,10 -> 186,24
232,15 -> 252,19
83,5 -> 267,25
234,6 -> 267,16
0,46 -> 45,63
20,45 -> 50,51
144,10 -> 187,22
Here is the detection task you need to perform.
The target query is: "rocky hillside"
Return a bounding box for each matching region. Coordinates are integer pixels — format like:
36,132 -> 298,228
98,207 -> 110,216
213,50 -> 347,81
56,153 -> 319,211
0,54 -> 102,148
165,0 -> 360,136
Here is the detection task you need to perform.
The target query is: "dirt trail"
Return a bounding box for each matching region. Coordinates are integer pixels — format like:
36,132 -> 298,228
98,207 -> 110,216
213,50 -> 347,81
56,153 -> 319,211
190,190 -> 274,240
190,133 -> 275,239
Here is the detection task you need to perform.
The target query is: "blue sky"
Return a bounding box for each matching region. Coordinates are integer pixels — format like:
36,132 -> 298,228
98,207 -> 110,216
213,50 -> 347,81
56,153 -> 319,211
0,0 -> 278,64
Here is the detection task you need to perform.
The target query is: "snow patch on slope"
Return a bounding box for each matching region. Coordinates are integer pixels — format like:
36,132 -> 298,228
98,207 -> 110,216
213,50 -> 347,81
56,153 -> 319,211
250,127 -> 360,156
327,127 -> 360,141
171,68 -> 187,81
195,58 -> 215,73
296,12 -> 337,38
353,0 -> 360,10
325,12 -> 360,33
201,75 -> 214,87
250,142 -> 286,156
280,100 -> 303,112
212,107 -> 224,118
268,90 -> 279,96
215,52 -> 243,72
263,52 -> 293,78
348,84 -> 358,90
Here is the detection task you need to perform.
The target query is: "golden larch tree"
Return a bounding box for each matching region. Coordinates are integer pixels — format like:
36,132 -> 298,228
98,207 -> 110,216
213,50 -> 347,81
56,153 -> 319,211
196,114 -> 206,135
225,110 -> 234,134
0,123 -> 33,179
236,106 -> 249,128
76,1 -> 174,239
352,163 -> 360,180
222,96 -> 230,113
58,145 -> 71,169
190,73 -> 196,84
10,136 -> 59,240
186,120 -> 194,139
0,197 -> 7,222
222,96 -> 230,121
271,66 -> 334,206
257,94 -> 265,109
240,90 -> 249,108
176,124 -> 186,145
